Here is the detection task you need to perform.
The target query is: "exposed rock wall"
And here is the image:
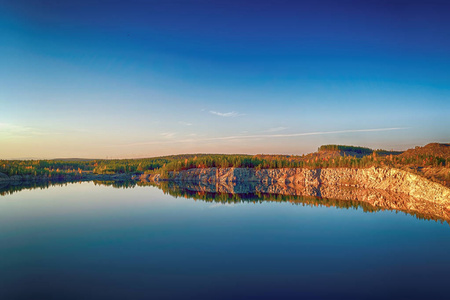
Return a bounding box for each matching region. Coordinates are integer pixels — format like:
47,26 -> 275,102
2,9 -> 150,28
159,167 -> 450,205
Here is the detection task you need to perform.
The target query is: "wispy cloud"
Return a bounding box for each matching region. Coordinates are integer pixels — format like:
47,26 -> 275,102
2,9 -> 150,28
160,132 -> 176,139
116,127 -> 408,147
0,123 -> 46,137
207,127 -> 409,141
209,111 -> 245,117
265,126 -> 288,133
178,121 -> 192,126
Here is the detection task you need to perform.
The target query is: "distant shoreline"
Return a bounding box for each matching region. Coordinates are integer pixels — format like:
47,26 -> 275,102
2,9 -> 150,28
0,172 -> 133,184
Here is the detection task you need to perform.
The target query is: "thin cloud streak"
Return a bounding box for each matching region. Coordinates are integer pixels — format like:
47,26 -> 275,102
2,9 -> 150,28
216,127 -> 409,140
116,127 -> 409,147
0,123 -> 47,137
160,132 -> 176,139
209,111 -> 245,117
265,126 -> 288,133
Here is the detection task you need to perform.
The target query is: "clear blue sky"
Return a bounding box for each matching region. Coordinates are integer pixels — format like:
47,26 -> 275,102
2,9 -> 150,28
1,0 -> 449,159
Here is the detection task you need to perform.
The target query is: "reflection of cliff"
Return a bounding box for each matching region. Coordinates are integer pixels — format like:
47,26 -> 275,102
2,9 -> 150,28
154,181 -> 450,225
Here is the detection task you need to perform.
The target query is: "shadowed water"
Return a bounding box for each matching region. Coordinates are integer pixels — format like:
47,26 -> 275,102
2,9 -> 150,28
0,181 -> 449,299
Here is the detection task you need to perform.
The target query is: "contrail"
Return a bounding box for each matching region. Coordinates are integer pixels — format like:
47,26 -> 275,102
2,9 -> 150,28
114,127 -> 409,147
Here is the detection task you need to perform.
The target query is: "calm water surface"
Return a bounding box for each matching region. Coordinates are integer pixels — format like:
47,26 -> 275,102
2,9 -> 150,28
1,182 -> 449,299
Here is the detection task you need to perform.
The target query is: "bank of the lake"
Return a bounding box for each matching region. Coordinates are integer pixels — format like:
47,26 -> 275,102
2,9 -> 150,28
138,166 -> 450,206
0,172 -> 133,184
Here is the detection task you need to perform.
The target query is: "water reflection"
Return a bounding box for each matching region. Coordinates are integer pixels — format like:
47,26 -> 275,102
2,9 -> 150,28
154,181 -> 450,225
1,179 -> 449,225
0,180 -> 136,196
0,180 -> 73,196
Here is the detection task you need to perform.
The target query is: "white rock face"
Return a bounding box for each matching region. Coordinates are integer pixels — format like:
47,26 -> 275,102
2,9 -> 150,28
163,167 -> 450,205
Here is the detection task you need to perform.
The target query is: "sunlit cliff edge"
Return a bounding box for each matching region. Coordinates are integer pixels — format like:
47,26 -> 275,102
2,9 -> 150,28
141,166 -> 450,206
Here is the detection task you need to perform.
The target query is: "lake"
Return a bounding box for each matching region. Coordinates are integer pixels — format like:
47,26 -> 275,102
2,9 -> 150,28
1,181 -> 449,299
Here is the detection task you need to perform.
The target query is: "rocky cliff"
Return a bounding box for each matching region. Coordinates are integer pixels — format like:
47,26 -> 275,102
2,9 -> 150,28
143,167 -> 450,206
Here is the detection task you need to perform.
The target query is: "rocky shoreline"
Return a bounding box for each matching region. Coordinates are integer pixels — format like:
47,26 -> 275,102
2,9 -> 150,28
137,166 -> 450,206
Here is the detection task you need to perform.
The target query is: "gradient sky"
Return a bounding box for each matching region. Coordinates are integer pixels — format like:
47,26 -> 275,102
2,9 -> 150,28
1,0 -> 449,159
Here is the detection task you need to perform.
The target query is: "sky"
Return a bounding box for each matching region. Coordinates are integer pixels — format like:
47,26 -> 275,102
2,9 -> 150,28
0,0 -> 449,159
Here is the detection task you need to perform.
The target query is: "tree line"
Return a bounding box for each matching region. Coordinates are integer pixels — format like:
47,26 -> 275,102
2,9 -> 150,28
1,145 -> 448,178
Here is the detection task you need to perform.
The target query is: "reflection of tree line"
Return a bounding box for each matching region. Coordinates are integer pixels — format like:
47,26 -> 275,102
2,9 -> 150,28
0,180 -> 78,196
1,180 -> 448,226
0,179 -> 141,196
92,180 -> 138,189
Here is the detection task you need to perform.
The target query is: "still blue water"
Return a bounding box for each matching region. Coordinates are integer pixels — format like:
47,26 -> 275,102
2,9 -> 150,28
0,182 -> 449,299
